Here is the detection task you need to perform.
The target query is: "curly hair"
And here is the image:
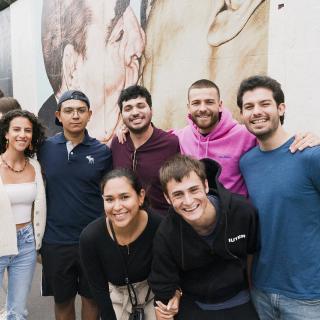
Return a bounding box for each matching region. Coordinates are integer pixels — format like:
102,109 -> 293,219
118,85 -> 152,112
0,110 -> 46,157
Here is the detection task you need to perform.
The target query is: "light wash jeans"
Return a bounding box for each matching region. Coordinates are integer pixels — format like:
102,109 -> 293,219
251,287 -> 320,320
0,224 -> 37,320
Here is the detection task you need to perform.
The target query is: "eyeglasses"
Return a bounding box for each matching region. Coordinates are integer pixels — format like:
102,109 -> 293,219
61,107 -> 89,115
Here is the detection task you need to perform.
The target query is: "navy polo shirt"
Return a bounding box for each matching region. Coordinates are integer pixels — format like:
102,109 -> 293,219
38,131 -> 112,244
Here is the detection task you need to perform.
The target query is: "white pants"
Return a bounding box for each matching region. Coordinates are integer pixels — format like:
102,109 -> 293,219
109,279 -> 156,320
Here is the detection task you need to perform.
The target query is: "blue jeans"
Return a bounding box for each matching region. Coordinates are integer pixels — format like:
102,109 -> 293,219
251,287 -> 320,320
0,224 -> 37,320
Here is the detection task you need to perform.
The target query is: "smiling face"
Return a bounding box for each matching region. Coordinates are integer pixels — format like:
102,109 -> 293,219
121,96 -> 152,134
5,117 -> 33,153
102,176 -> 145,228
165,171 -> 210,224
241,87 -> 285,140
188,87 -> 222,134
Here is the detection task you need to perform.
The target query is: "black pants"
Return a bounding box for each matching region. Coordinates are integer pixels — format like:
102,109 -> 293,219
176,296 -> 260,320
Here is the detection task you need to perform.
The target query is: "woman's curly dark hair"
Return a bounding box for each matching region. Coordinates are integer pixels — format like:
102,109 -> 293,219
0,110 -> 46,157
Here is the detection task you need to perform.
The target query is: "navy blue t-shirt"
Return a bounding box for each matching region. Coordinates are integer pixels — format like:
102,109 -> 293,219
38,131 -> 112,244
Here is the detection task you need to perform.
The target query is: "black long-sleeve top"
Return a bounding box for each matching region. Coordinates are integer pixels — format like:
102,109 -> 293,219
148,159 -> 259,305
79,212 -> 162,320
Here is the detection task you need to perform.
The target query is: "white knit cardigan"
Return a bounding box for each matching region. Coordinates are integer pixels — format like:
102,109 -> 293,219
0,157 -> 46,256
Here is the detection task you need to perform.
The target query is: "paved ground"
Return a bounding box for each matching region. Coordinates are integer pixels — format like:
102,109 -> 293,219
1,262 -> 81,319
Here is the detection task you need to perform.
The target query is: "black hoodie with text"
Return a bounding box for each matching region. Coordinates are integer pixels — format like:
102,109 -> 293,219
148,158 -> 259,304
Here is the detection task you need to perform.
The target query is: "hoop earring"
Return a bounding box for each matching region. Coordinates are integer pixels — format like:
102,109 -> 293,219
5,139 -> 8,149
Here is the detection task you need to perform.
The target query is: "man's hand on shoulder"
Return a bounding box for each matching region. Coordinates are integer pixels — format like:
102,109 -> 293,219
115,124 -> 128,144
290,132 -> 320,153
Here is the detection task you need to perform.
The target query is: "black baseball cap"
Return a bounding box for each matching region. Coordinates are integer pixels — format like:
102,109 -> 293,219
55,90 -> 90,126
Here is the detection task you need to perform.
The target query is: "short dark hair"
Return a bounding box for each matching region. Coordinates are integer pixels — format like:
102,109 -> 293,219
0,110 -> 46,157
0,97 -> 22,115
160,154 -> 207,196
118,85 -> 152,112
188,79 -> 220,101
0,89 -> 4,98
101,168 -> 148,209
237,75 -> 285,124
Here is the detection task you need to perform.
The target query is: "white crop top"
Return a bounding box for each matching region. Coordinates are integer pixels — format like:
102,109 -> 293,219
4,182 -> 37,224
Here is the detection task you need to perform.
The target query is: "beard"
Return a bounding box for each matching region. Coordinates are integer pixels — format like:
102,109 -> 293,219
190,112 -> 219,132
125,117 -> 152,135
247,117 -> 280,141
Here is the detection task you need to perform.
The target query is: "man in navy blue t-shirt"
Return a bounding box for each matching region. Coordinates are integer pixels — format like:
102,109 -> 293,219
38,90 -> 112,320
238,75 -> 320,320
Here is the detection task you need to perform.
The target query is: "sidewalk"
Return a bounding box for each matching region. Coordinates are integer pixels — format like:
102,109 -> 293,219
0,263 -> 81,319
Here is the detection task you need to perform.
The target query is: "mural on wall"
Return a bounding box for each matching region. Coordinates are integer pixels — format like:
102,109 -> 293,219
0,6 -> 12,97
0,0 -> 268,139
142,0 -> 268,129
38,0 -> 147,138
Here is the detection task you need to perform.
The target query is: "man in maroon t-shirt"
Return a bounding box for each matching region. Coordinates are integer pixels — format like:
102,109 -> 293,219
111,85 -> 180,216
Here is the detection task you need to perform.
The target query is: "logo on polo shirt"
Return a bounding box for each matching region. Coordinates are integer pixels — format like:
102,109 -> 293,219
228,234 -> 246,243
86,155 -> 95,164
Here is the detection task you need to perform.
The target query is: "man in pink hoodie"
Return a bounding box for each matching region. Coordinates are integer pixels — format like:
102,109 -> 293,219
173,79 -> 318,196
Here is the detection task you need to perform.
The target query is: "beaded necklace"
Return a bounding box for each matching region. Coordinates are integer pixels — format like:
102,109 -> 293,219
0,155 -> 29,173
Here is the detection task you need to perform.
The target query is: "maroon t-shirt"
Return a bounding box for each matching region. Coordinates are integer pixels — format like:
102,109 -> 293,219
111,127 -> 180,216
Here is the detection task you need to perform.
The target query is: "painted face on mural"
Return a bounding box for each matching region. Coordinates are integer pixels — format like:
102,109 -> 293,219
188,87 -> 222,134
65,0 -> 145,139
142,0 -> 266,130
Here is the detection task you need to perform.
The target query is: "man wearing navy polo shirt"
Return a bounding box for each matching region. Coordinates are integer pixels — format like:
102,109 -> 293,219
38,90 -> 112,320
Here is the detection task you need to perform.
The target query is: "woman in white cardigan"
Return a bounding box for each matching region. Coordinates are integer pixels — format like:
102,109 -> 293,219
0,110 -> 46,320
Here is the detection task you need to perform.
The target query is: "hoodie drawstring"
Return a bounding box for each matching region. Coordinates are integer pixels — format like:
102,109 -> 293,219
196,135 -> 209,159
179,219 -> 185,270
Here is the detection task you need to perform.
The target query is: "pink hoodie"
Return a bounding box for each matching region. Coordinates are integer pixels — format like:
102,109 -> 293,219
173,107 -> 256,196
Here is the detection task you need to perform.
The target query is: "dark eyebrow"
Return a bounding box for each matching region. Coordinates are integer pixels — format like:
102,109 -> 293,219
104,192 -> 129,197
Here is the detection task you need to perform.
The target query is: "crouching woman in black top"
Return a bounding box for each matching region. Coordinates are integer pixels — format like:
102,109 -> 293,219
80,168 -> 162,320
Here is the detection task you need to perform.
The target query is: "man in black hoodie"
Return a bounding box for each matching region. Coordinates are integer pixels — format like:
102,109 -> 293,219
149,154 -> 259,320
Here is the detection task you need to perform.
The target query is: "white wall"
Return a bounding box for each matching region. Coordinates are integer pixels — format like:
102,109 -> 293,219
10,0 -> 51,113
268,0 -> 320,134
